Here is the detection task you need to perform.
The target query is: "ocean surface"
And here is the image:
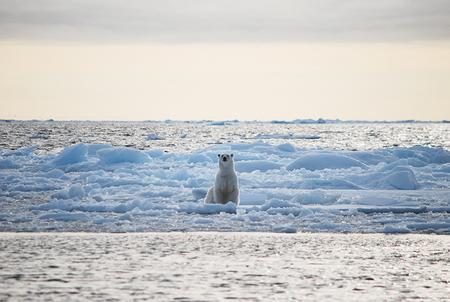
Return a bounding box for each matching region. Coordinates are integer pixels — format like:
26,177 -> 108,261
0,120 -> 449,233
1,232 -> 449,301
1,120 -> 449,153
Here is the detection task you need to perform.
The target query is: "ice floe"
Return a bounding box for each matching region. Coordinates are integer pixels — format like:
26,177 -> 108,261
0,142 -> 449,233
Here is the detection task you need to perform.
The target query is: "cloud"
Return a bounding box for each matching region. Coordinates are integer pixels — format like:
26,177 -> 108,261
1,0 -> 450,43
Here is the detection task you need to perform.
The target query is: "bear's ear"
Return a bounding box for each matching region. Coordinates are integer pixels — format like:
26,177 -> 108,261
231,153 -> 234,157
218,154 -> 221,157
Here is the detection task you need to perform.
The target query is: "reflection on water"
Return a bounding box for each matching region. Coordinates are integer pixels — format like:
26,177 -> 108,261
1,232 -> 449,301
1,121 -> 449,153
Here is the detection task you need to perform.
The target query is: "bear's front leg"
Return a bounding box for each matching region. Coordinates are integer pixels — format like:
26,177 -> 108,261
228,188 -> 240,204
213,188 -> 226,204
204,187 -> 215,204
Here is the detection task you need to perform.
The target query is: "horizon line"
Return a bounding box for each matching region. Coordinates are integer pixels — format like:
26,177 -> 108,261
1,118 -> 449,124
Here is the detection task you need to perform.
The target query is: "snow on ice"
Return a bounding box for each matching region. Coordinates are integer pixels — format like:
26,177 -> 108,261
0,142 -> 449,233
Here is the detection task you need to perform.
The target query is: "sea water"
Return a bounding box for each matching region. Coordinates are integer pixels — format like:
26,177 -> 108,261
0,232 -> 449,301
1,120 -> 449,153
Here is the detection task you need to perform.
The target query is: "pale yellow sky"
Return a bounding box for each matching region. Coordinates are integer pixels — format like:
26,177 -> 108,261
1,0 -> 450,120
1,42 -> 449,121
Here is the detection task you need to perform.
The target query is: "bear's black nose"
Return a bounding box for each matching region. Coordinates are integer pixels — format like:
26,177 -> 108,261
222,157 -> 227,162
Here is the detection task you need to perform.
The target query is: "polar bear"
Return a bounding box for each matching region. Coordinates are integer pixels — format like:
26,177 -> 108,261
204,153 -> 239,205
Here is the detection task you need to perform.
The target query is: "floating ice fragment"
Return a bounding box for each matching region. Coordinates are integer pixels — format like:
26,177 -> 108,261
383,225 -> 411,234
272,225 -> 297,233
42,169 -> 65,179
209,121 -> 226,126
188,153 -> 212,163
147,149 -> 165,158
287,153 -> 368,171
0,159 -> 19,169
178,202 -> 237,214
39,212 -> 90,222
290,190 -> 341,205
3,145 -> 37,156
147,133 -> 165,140
53,144 -> 88,166
193,218 -> 214,224
252,133 -> 320,140
407,222 -> 450,232
97,147 -> 149,164
68,184 -> 86,199
252,199 -> 312,217
358,207 -> 428,214
277,143 -> 296,152
87,144 -> 112,155
235,160 -> 282,172
379,169 -> 419,190
192,188 -> 208,200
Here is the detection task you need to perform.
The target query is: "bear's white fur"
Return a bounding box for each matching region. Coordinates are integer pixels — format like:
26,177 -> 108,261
204,153 -> 239,205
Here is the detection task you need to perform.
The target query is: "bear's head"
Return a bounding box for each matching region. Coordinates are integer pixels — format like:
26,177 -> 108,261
218,153 -> 234,169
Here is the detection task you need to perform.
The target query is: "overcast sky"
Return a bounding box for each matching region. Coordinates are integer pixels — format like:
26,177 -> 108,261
1,1 -> 449,121
1,0 -> 450,43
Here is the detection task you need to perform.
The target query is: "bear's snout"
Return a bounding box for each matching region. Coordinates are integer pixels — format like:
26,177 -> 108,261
222,157 -> 228,162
